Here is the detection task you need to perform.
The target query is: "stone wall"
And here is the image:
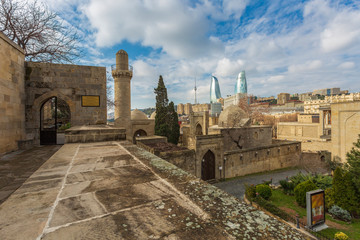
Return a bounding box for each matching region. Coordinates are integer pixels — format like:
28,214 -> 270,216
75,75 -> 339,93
301,152 -> 330,173
24,62 -> 107,143
157,150 -> 196,176
0,32 -> 26,154
277,122 -> 321,141
224,141 -> 301,178
136,137 -> 196,175
220,126 -> 272,151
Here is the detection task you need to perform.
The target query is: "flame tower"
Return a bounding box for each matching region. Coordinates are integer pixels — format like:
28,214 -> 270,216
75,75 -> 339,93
210,75 -> 222,103
234,71 -> 247,94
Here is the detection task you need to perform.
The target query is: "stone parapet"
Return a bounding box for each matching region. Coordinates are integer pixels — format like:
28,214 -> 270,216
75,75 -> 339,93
65,125 -> 126,143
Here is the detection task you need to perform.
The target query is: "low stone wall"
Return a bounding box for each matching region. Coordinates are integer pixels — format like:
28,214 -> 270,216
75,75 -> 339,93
65,125 -> 126,143
224,141 -> 301,178
136,138 -> 196,175
301,151 -> 330,173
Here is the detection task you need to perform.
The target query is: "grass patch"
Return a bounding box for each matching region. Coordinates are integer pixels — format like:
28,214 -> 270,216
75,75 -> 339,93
270,189 -> 360,239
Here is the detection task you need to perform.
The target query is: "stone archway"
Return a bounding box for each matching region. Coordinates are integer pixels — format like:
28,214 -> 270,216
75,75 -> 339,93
133,129 -> 147,143
195,123 -> 203,135
201,150 -> 215,181
32,91 -> 75,144
40,96 -> 71,145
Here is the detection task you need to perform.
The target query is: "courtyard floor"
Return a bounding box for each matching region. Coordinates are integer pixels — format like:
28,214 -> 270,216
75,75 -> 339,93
0,141 -> 306,240
0,145 -> 61,204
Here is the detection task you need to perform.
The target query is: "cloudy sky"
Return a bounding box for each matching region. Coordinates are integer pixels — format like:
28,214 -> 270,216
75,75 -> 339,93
45,0 -> 360,109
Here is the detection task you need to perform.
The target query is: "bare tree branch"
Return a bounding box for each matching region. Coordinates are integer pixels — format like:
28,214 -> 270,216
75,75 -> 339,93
0,0 -> 82,63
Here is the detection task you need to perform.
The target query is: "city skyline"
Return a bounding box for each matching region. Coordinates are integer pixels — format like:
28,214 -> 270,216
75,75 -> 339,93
38,0 -> 360,108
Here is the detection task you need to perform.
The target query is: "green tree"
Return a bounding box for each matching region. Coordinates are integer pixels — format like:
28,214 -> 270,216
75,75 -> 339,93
346,134 -> 360,193
333,167 -> 359,216
167,101 -> 180,144
154,75 -> 169,137
154,76 -> 179,144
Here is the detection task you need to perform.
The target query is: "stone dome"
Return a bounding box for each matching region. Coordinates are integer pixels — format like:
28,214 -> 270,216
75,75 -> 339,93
150,111 -> 156,119
131,109 -> 148,120
218,104 -> 250,127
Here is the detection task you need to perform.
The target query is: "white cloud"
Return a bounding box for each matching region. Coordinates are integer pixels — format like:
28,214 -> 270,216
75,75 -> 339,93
82,0 -> 224,58
338,62 -> 355,69
215,58 -> 244,77
288,60 -> 322,73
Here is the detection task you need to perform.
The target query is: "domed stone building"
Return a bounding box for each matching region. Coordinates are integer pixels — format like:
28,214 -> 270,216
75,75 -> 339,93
218,104 -> 250,128
130,109 -> 155,143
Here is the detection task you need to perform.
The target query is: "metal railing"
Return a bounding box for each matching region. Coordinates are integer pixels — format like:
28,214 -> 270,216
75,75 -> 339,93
111,64 -> 133,72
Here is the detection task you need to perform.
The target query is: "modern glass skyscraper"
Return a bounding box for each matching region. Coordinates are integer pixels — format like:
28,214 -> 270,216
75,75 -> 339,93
210,75 -> 222,103
234,71 -> 247,94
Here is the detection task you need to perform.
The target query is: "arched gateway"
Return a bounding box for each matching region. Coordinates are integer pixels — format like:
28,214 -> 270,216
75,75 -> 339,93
201,150 -> 215,181
40,97 -> 71,145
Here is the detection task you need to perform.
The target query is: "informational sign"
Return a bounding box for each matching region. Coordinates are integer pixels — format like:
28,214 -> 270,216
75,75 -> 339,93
306,189 -> 326,228
81,96 -> 100,107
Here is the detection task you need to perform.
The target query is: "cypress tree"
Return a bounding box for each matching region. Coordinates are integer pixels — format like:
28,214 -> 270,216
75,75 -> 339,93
154,75 -> 169,137
168,101 -> 180,144
154,76 -> 179,144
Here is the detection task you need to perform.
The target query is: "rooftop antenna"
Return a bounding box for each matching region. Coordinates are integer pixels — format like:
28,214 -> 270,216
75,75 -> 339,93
194,74 -> 197,105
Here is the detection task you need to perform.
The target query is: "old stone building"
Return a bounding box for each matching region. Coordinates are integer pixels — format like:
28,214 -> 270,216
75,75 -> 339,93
277,93 -> 290,105
0,31 -> 107,152
278,100 -> 360,162
0,32 -> 157,154
181,104 -> 301,181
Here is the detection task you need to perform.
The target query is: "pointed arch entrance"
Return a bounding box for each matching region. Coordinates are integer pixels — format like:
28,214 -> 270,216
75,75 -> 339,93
40,97 -> 71,145
201,150 -> 215,181
195,123 -> 203,135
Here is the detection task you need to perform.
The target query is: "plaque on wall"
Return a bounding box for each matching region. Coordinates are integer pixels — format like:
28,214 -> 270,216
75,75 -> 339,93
81,95 -> 100,107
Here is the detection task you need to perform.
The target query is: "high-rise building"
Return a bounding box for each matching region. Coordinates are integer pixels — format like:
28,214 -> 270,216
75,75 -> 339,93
234,71 -> 247,94
210,76 -> 222,103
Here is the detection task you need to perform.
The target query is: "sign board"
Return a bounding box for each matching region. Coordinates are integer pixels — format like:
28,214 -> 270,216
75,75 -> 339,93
306,189 -> 326,229
81,96 -> 100,107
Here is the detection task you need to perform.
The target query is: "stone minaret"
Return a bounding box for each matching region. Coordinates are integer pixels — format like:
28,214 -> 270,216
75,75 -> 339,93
112,50 -> 133,140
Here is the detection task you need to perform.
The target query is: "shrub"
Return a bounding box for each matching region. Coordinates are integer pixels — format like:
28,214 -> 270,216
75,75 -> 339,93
244,184 -> 256,200
290,172 -> 312,187
279,179 -> 295,195
253,196 -> 291,221
325,187 -> 335,211
329,205 -> 352,222
294,180 -> 317,207
334,232 -> 349,240
256,184 -> 272,200
333,167 -> 360,216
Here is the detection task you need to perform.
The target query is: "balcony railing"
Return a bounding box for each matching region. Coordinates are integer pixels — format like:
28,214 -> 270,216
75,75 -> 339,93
111,64 -> 133,72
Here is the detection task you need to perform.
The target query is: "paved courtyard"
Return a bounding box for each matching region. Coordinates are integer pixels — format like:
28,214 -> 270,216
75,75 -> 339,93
214,168 -> 308,200
0,145 -> 61,204
0,141 -> 306,240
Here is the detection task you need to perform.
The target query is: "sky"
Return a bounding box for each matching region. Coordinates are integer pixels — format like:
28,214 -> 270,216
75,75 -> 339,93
43,0 -> 360,109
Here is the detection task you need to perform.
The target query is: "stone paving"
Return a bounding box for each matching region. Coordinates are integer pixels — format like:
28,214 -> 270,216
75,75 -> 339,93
0,141 -> 307,239
214,168 -> 308,200
0,145 -> 61,204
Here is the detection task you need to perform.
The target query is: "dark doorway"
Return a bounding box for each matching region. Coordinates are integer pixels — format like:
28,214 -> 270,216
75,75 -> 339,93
195,123 -> 203,135
201,150 -> 215,181
40,97 -> 71,145
133,129 -> 147,143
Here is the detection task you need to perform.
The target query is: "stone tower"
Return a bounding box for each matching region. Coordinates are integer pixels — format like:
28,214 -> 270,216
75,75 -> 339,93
112,50 -> 133,140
